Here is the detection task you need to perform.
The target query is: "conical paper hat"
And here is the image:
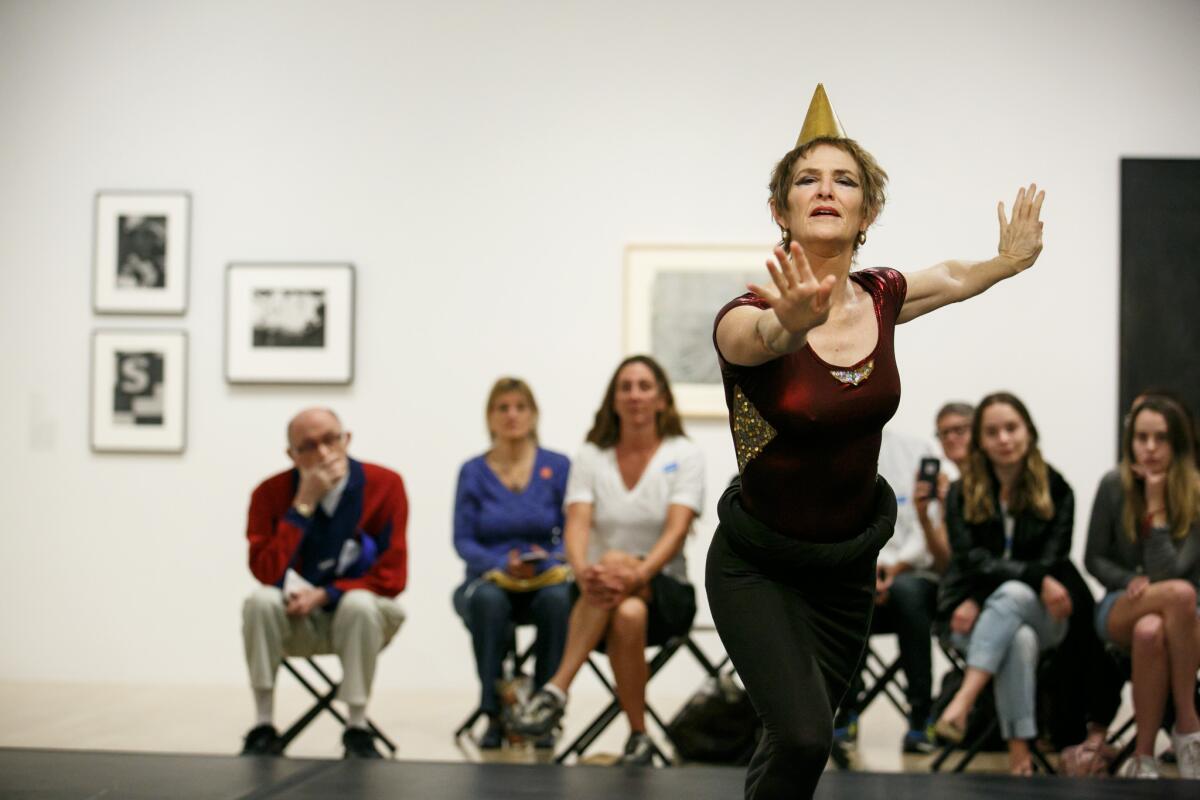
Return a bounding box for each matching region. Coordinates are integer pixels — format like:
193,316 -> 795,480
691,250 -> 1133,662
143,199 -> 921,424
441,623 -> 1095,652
795,84 -> 846,148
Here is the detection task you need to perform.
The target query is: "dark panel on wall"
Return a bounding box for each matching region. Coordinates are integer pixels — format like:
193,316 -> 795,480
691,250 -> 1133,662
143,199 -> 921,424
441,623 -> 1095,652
1119,158 -> 1200,450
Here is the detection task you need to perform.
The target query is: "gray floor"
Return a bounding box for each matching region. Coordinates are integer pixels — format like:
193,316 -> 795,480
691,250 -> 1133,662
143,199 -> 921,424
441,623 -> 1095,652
0,748 -> 1190,800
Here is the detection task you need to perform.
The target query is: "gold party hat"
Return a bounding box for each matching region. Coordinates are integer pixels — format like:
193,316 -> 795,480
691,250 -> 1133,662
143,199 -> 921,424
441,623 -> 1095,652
795,84 -> 846,147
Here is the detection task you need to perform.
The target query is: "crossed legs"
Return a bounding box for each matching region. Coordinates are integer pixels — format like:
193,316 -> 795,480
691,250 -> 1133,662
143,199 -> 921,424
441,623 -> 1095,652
939,580 -> 1067,774
1106,580 -> 1200,758
545,550 -> 653,732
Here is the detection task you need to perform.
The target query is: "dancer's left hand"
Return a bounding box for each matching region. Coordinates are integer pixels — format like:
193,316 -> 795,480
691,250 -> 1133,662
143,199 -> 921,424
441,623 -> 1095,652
997,183 -> 1045,272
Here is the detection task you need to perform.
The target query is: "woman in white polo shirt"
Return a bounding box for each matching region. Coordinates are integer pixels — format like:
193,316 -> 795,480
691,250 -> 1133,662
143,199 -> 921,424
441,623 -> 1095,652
511,355 -> 705,765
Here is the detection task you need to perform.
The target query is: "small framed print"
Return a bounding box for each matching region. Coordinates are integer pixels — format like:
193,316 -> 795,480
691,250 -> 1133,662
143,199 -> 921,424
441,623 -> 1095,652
225,263 -> 355,384
92,191 -> 191,314
624,244 -> 769,418
91,330 -> 188,453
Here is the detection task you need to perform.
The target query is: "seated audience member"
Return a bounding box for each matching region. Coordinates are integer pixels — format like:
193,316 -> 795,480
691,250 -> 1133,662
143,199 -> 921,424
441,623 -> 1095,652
452,378 -> 571,749
1084,394 -> 1200,779
835,428 -> 944,753
915,401 -> 975,573
933,392 -> 1075,776
241,408 -> 407,758
510,355 -> 705,766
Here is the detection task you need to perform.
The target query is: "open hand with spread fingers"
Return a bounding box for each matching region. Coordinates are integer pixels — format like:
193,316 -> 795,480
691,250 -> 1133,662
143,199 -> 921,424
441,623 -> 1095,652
997,183 -> 1045,272
749,241 -> 838,335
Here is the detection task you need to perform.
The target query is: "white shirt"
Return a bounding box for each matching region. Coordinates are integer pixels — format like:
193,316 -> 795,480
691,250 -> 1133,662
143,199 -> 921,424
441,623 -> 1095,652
564,436 -> 705,583
875,428 -> 940,572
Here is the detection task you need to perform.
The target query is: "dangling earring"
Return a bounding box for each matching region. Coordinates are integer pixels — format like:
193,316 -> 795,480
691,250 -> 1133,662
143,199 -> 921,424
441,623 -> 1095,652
857,230 -> 867,246
779,226 -> 789,246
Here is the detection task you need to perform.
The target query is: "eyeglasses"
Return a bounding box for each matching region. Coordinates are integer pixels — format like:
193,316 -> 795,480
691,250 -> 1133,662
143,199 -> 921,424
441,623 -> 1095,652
293,431 -> 346,455
936,424 -> 971,440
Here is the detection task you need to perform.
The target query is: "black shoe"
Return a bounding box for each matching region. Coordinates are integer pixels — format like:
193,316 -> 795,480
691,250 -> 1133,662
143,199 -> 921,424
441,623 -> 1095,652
509,689 -> 565,737
533,730 -> 558,750
240,724 -> 282,756
620,732 -> 655,766
343,727 -> 384,759
480,716 -> 504,750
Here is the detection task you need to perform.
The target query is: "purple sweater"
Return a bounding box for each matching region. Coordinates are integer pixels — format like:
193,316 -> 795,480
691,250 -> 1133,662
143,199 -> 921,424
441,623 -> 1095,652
453,447 -> 570,579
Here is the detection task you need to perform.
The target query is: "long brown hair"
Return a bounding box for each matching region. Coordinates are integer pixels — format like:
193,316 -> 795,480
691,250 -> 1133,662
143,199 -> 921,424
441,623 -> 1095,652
962,392 -> 1054,524
585,355 -> 686,449
485,376 -> 539,443
768,136 -> 888,252
1119,395 -> 1200,541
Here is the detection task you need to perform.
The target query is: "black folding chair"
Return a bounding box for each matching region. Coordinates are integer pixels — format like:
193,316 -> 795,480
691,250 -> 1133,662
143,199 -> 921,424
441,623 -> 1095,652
929,640 -> 1054,774
829,636 -> 911,769
454,628 -> 535,742
277,656 -> 397,756
555,630 -> 724,766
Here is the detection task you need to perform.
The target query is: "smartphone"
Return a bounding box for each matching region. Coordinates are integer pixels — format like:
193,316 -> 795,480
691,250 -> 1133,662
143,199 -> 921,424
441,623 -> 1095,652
519,550 -> 548,563
918,456 -> 941,489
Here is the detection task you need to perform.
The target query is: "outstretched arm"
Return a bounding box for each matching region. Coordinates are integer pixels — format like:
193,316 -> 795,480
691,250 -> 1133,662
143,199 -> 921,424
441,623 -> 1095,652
898,183 -> 1045,324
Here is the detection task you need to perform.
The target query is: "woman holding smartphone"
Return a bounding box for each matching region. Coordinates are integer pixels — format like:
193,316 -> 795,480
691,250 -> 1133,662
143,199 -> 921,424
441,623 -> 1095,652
452,377 -> 572,749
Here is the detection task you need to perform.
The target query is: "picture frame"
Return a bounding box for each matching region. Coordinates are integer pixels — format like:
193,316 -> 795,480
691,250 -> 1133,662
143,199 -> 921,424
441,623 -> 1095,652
92,191 -> 190,314
624,244 -> 769,418
91,330 -> 188,453
225,263 -> 356,384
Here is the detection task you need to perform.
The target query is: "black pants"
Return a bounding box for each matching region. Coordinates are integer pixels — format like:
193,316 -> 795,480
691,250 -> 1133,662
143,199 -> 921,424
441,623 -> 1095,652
706,477 -> 896,800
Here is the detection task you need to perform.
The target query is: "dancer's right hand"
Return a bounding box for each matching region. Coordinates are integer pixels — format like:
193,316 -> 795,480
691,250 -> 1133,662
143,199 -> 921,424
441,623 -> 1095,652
748,242 -> 836,335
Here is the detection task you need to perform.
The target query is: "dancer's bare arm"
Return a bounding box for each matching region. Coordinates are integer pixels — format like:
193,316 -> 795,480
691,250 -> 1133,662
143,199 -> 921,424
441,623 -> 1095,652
899,183 -> 1045,323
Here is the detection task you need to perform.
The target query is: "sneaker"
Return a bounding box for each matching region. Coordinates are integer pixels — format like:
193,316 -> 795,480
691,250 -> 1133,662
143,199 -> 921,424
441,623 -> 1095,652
902,727 -> 937,755
1119,754 -> 1160,779
509,688 -> 565,737
479,716 -> 504,750
240,724 -> 282,756
1173,729 -> 1200,779
620,731 -> 655,766
342,727 -> 384,759
832,711 -> 858,749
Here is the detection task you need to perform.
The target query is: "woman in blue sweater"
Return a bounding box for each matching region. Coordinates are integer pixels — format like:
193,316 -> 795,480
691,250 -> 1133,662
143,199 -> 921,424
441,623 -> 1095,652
452,377 -> 572,749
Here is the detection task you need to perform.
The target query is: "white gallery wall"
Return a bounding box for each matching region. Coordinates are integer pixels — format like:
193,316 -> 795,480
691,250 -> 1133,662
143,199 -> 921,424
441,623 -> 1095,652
1,0 -> 1197,692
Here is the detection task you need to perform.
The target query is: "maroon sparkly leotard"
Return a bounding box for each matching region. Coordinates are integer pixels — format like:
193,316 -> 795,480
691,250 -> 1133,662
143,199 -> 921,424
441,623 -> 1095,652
713,267 -> 906,543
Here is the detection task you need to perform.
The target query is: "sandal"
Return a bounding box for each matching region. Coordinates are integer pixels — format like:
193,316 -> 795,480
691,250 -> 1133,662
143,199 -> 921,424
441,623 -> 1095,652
933,717 -> 965,745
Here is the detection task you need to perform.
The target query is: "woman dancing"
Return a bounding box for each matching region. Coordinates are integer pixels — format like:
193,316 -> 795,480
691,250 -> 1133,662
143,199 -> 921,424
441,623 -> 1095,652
706,84 -> 1045,799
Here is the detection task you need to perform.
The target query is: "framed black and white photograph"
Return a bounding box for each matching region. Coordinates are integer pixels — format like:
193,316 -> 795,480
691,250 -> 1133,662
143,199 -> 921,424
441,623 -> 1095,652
92,191 -> 190,314
225,263 -> 355,384
624,245 -> 768,418
91,330 -> 188,453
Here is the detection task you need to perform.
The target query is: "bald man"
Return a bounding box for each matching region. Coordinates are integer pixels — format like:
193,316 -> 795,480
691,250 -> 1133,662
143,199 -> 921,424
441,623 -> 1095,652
240,408 -> 408,758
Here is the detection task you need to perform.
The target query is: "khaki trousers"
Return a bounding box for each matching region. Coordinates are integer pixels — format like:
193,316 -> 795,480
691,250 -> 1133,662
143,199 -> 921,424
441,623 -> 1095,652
242,586 -> 405,706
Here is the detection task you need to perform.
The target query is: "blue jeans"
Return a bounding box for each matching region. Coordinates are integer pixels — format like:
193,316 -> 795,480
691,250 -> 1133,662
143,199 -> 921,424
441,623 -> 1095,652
452,578 -> 571,715
950,580 -> 1067,740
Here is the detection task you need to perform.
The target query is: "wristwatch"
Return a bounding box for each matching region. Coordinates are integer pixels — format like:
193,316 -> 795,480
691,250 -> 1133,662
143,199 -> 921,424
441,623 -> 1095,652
293,502 -> 315,518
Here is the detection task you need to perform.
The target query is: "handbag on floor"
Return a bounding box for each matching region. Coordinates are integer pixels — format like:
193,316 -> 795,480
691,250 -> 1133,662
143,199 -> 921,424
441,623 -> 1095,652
667,674 -> 761,765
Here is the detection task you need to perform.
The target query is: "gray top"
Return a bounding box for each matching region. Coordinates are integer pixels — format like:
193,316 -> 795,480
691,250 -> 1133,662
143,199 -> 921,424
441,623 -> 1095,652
1084,469 -> 1200,591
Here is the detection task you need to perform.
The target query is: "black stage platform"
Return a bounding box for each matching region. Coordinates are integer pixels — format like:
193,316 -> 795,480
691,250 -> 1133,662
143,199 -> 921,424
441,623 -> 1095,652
0,748 -> 1188,799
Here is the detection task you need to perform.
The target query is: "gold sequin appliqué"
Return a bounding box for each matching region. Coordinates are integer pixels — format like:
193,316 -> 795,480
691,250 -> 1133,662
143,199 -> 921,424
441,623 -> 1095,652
830,358 -> 874,386
732,385 -> 777,472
